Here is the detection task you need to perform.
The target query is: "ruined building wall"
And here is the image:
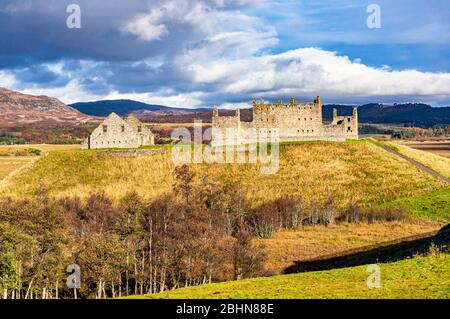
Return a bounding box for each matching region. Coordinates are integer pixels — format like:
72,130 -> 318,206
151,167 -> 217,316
82,113 -> 155,149
212,96 -> 358,146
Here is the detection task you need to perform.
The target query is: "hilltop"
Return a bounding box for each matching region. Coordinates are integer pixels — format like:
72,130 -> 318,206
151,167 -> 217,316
70,98 -> 450,127
322,103 -> 450,126
1,141 -> 444,207
0,87 -> 94,126
70,99 -> 210,117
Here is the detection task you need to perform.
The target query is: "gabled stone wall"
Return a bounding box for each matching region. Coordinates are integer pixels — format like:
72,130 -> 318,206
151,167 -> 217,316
82,113 -> 155,149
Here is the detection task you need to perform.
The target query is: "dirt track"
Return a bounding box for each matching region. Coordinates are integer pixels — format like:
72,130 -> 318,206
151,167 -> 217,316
381,145 -> 450,184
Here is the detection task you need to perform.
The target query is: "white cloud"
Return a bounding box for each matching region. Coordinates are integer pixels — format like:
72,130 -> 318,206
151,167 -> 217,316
0,70 -> 18,88
20,80 -> 105,105
178,46 -> 450,104
121,11 -> 168,42
122,0 -> 277,55
103,89 -> 205,108
18,79 -> 205,108
9,47 -> 450,107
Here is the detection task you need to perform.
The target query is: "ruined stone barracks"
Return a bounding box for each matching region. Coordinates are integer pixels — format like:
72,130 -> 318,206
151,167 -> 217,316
212,96 -> 358,146
82,112 -> 155,149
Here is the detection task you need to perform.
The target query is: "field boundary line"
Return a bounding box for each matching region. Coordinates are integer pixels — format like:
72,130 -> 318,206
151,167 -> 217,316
369,139 -> 450,184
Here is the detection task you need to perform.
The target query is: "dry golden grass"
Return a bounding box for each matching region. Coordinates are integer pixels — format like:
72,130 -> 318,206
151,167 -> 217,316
1,141 -> 444,206
0,156 -> 36,180
195,141 -> 444,207
389,142 -> 450,178
25,144 -> 81,153
261,221 -> 440,274
0,144 -> 80,154
0,144 -> 81,191
0,150 -> 173,199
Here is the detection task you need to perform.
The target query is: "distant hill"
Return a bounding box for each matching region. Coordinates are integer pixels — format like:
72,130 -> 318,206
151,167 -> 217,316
70,99 -> 210,117
0,87 -> 94,126
72,99 -> 450,127
324,103 -> 450,126
358,103 -> 450,126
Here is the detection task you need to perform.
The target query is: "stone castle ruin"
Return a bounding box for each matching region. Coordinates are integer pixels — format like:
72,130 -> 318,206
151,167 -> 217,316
82,112 -> 155,149
212,96 -> 358,146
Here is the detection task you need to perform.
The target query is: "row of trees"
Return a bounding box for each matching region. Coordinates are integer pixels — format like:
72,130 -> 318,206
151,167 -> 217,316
0,124 -> 93,145
0,165 -> 266,299
0,165 -> 403,299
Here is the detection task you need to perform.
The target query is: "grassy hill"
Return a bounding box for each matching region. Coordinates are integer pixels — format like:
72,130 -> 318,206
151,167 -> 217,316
129,252 -> 450,299
1,141 -> 448,299
1,141 -> 444,208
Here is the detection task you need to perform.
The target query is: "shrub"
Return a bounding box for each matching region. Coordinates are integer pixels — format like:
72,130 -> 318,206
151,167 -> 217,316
338,203 -> 404,224
27,148 -> 41,156
245,197 -> 305,238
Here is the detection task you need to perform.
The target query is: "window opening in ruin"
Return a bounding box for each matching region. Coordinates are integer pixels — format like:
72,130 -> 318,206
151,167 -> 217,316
121,125 -> 125,132
138,126 -> 142,132
103,125 -> 107,133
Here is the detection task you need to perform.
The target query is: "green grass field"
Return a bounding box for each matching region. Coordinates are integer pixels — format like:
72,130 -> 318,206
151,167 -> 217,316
381,186 -> 450,223
129,252 -> 449,299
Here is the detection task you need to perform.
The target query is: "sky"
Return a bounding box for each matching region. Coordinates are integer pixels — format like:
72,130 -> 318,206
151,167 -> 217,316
0,0 -> 450,108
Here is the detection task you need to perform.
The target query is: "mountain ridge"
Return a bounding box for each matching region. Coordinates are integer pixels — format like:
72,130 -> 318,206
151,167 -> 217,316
1,87 -> 449,127
0,87 -> 95,125
70,99 -> 450,126
70,99 -> 211,117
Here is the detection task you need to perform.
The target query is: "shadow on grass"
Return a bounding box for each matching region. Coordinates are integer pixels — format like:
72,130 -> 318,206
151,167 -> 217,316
283,224 -> 450,274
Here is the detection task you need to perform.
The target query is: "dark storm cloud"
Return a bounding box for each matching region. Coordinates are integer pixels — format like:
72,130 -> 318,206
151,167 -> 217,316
0,0 -> 196,67
14,65 -> 70,87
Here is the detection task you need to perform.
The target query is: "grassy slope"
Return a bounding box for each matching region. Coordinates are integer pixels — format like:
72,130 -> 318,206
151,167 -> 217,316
382,186 -> 450,223
0,157 -> 36,180
0,144 -> 81,180
262,221 -> 440,274
1,141 -> 444,208
389,142 -> 450,178
130,253 -> 450,299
